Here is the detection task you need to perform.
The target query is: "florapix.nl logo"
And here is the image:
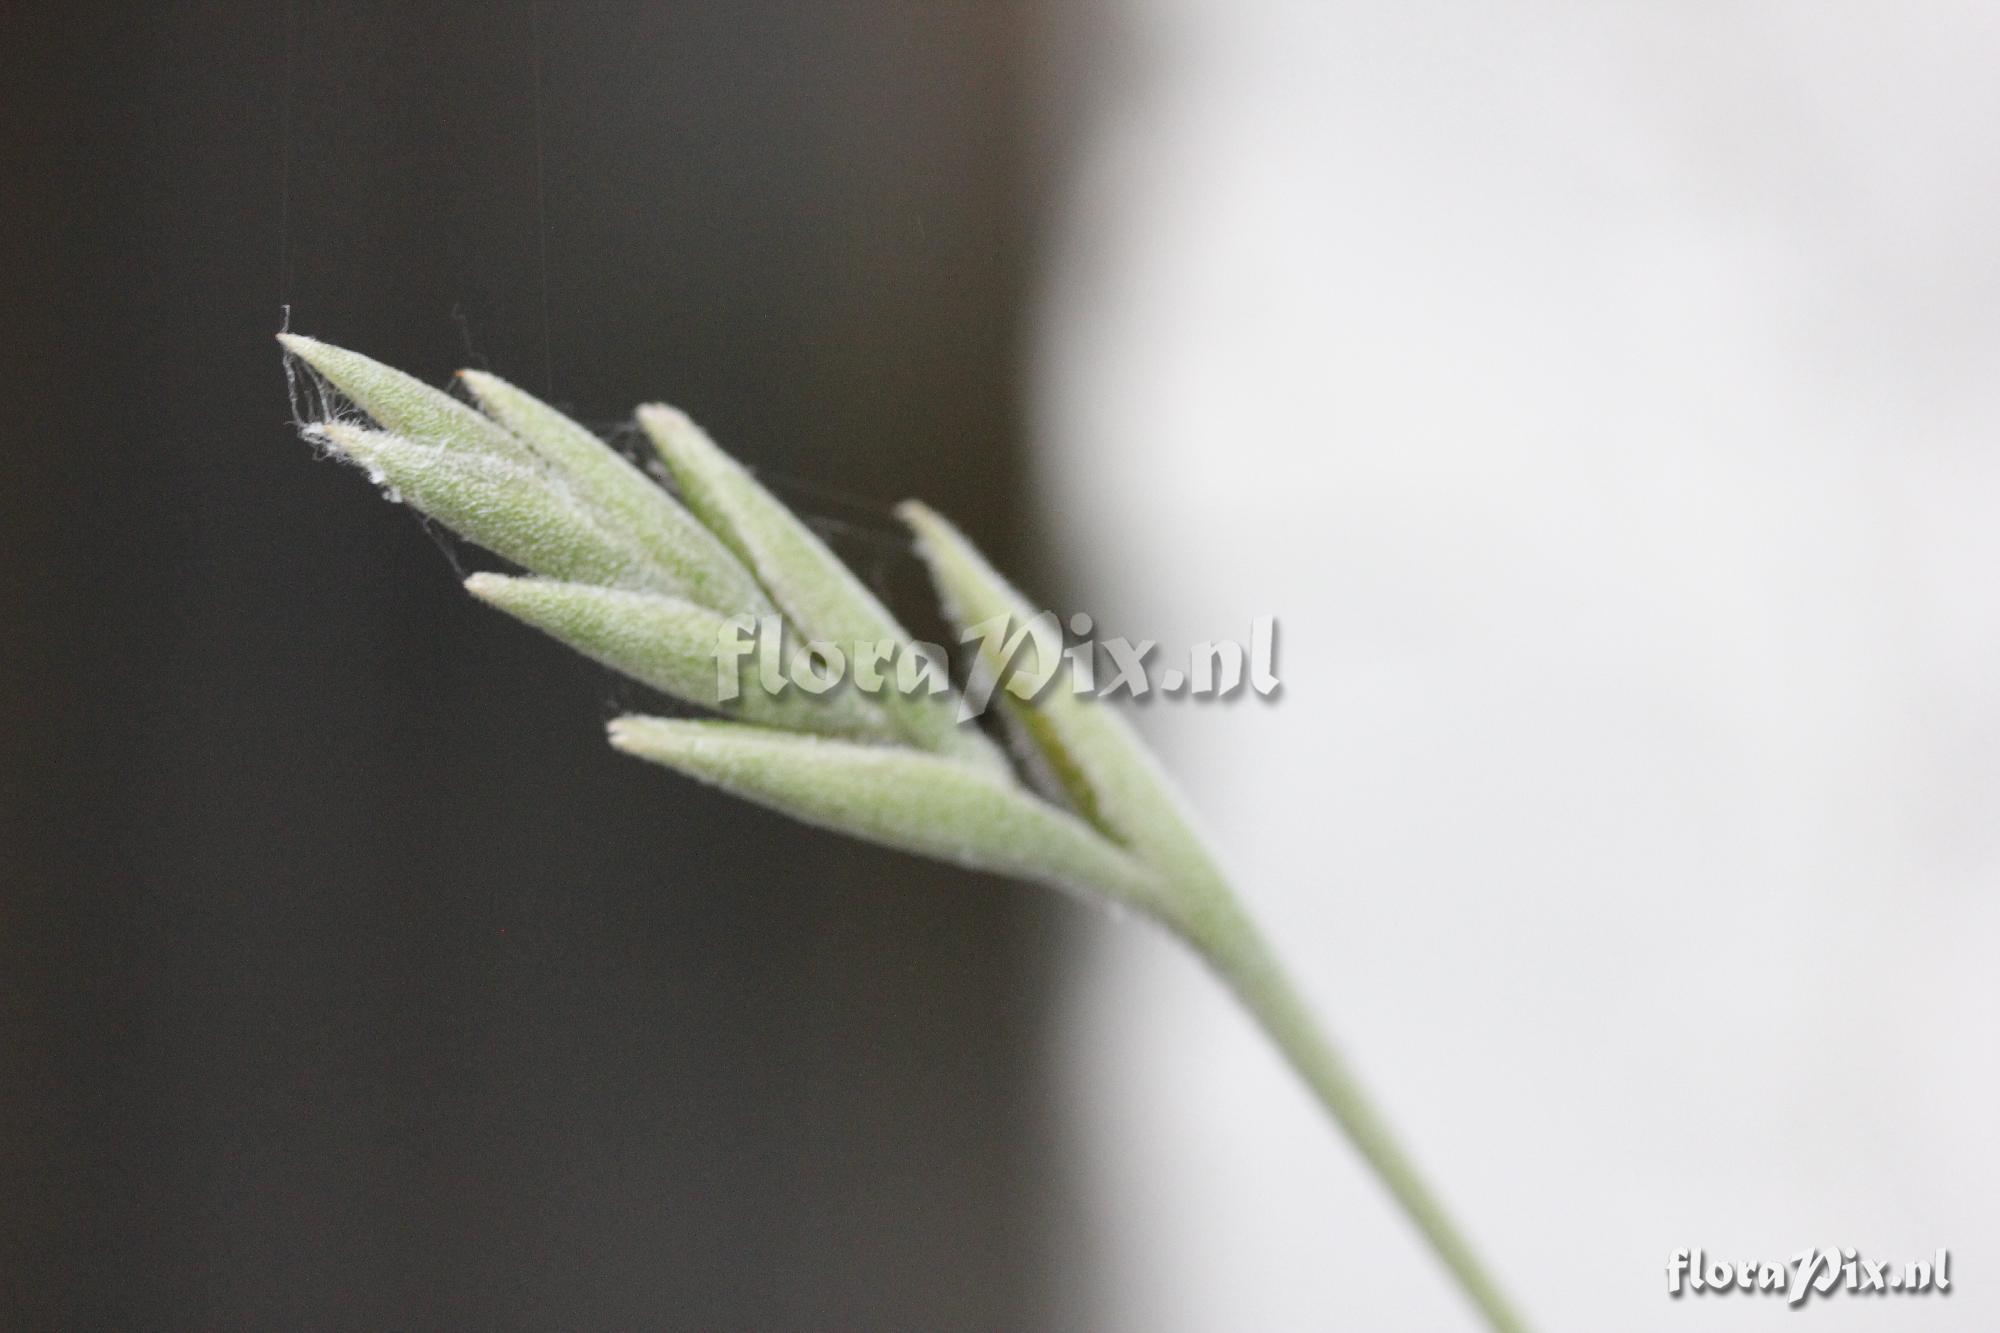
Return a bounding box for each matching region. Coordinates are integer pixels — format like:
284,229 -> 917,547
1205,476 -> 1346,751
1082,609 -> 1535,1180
1667,1247 -> 1951,1306
713,612 -> 1280,720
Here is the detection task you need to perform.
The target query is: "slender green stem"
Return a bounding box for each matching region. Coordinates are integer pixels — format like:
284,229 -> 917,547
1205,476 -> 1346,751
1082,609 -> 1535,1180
1178,895 -> 1533,1333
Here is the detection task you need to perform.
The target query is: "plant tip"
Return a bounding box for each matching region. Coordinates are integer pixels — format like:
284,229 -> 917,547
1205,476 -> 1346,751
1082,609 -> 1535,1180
635,402 -> 691,430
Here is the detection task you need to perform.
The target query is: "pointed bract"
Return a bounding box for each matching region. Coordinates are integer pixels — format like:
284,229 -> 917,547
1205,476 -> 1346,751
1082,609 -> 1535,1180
607,717 -> 1165,910
280,334 -> 536,466
466,574 -> 890,739
638,404 -> 1011,778
900,501 -> 1231,921
318,422 -> 656,590
458,372 -> 772,614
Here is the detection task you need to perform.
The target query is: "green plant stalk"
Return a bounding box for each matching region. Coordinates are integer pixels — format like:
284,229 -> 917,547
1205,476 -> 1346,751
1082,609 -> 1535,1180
1178,889 -> 1531,1333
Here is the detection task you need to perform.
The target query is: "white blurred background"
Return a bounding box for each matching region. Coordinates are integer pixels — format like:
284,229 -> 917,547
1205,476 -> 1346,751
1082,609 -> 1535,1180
1034,3 -> 2000,1328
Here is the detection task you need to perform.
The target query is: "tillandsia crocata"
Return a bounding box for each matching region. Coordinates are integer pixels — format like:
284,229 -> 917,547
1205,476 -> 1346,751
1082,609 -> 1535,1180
277,333 -> 1533,1332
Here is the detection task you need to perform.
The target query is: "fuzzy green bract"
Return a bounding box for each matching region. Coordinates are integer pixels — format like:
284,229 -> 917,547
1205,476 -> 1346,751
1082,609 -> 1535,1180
606,718 -> 1162,909
638,404 -> 1010,779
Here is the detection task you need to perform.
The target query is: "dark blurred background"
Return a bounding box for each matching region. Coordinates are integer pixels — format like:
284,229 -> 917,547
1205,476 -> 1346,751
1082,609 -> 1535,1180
3,3 -> 1074,1327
